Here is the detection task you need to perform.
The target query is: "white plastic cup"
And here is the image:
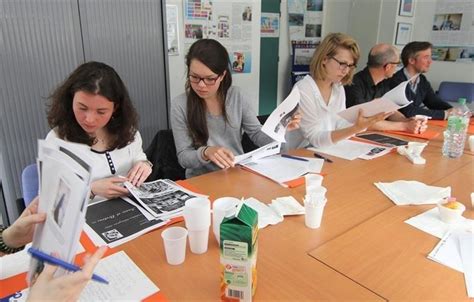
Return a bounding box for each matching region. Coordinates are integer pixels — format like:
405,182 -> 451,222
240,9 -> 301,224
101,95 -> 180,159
304,198 -> 327,229
305,174 -> 323,194
212,197 -> 240,244
188,228 -> 210,254
183,197 -> 211,230
468,135 -> 474,152
305,186 -> 327,203
437,201 -> 465,224
161,227 -> 188,265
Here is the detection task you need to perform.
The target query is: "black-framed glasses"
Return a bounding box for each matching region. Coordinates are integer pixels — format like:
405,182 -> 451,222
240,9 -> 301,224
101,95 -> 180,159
330,56 -> 357,71
188,74 -> 220,86
384,61 -> 401,67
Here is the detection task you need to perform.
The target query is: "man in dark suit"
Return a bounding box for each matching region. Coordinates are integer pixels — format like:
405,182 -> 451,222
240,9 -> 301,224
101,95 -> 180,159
390,41 -> 453,120
345,43 -> 425,133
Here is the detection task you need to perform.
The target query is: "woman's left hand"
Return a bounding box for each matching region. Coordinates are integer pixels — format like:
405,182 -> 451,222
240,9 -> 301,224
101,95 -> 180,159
127,161 -> 152,186
286,113 -> 302,132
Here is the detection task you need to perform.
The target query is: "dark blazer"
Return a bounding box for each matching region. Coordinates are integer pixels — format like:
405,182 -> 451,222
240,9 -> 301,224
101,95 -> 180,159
389,69 -> 452,120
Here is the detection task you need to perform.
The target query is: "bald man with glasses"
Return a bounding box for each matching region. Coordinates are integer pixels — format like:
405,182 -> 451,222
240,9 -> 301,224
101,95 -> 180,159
345,43 -> 426,133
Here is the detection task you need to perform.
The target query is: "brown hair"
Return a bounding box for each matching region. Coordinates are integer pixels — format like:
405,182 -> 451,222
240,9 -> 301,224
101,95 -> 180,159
401,41 -> 433,66
47,61 -> 138,149
309,33 -> 360,85
185,39 -> 232,147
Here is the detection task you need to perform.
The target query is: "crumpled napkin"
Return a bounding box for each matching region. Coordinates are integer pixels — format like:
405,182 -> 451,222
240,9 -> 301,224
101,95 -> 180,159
243,196 -> 305,229
374,180 -> 451,205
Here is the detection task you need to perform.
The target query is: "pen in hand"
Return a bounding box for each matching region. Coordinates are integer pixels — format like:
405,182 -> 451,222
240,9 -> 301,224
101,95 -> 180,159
313,153 -> 333,163
28,247 -> 109,284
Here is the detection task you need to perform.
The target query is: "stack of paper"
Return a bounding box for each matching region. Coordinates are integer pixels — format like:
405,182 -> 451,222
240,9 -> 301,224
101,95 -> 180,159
243,196 -> 305,228
374,180 -> 451,205
29,138 -> 94,283
241,154 -> 324,186
428,230 -> 474,298
309,139 -> 393,161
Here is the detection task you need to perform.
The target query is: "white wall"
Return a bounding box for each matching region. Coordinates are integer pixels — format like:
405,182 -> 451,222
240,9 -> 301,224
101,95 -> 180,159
277,0 -> 352,104
412,0 -> 474,90
167,0 -> 261,113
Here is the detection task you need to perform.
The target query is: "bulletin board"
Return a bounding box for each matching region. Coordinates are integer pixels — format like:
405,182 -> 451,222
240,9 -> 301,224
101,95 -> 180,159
430,0 -> 474,62
287,0 -> 323,46
183,0 -> 256,74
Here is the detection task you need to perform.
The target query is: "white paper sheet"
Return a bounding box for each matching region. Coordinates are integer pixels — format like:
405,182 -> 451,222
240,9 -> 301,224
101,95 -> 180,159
242,154 -> 323,184
428,230 -> 465,272
234,141 -> 281,164
459,233 -> 474,298
309,139 -> 378,160
79,251 -> 159,301
338,79 -> 413,123
261,86 -> 300,143
404,208 -> 473,239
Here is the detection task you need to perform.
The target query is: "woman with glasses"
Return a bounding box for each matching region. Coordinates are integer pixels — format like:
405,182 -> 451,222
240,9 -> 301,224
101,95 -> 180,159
171,39 -> 299,178
295,33 -> 388,148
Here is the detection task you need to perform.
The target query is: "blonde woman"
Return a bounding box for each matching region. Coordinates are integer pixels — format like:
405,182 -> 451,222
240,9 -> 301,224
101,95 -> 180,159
296,33 -> 389,148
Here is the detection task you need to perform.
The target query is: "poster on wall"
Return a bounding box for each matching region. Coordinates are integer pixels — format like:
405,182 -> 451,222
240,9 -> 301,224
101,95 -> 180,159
166,5 -> 180,56
261,13 -> 280,38
183,0 -> 254,73
287,0 -> 323,46
430,0 -> 474,62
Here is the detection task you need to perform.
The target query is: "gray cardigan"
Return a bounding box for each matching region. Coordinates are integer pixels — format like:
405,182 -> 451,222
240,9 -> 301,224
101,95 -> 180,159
171,86 -> 273,178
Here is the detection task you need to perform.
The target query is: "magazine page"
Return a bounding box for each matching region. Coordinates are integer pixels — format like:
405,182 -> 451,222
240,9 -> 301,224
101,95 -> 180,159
84,197 -> 168,248
261,86 -> 300,143
29,139 -> 93,284
124,179 -> 208,219
234,141 -> 281,165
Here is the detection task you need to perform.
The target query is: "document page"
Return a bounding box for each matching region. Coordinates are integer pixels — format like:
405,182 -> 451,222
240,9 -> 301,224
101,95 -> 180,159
338,79 -> 413,123
309,139 -> 380,160
261,86 -> 300,142
79,251 -> 159,301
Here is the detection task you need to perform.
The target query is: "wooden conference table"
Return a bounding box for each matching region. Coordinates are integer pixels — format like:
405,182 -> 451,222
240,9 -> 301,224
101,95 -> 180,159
120,126 -> 473,301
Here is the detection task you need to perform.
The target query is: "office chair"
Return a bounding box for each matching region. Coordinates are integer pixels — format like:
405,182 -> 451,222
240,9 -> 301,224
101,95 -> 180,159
437,81 -> 474,104
21,163 -> 39,206
145,129 -> 186,181
241,115 -> 270,153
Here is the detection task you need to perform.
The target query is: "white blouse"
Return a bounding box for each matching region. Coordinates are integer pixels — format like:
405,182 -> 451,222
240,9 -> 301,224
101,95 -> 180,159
295,75 -> 352,148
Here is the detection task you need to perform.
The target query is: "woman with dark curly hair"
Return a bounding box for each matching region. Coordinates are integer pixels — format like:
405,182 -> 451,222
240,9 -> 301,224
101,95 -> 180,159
46,61 -> 151,200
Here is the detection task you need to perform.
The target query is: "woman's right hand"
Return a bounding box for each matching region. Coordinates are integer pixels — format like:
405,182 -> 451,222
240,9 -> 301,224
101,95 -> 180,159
203,146 -> 235,169
91,177 -> 129,199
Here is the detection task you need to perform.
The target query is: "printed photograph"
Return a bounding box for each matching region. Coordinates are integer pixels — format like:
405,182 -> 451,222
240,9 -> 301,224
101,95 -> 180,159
305,24 -> 321,38
289,13 -> 304,26
52,178 -> 70,228
432,14 -> 462,31
185,24 -> 204,39
307,0 -> 323,12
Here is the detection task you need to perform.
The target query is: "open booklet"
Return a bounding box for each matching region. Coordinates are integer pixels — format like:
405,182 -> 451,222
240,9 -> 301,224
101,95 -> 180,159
124,179 -> 208,219
29,138 -> 94,284
339,76 -> 417,123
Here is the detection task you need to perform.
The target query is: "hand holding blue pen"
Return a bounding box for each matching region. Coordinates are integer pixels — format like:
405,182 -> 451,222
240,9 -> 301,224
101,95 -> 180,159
28,247 -> 109,284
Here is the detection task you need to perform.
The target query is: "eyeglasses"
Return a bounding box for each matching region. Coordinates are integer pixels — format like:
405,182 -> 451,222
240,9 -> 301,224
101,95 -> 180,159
384,61 -> 401,67
330,56 -> 357,71
188,74 -> 220,86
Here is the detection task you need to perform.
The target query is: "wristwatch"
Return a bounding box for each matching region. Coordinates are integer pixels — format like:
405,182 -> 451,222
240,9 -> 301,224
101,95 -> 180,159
0,226 -> 25,254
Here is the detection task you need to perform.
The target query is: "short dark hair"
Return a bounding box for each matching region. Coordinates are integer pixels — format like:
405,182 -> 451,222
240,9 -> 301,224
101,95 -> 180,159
401,41 -> 433,66
185,39 -> 232,147
47,61 -> 138,149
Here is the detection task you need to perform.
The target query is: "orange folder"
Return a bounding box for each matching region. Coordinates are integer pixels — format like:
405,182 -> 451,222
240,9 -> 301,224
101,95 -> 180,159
383,129 -> 441,140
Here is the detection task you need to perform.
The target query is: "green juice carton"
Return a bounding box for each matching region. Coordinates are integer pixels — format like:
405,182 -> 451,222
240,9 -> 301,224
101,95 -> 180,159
220,203 -> 258,302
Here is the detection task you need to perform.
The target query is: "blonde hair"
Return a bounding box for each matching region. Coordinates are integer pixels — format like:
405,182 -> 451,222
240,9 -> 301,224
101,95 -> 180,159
309,33 -> 360,85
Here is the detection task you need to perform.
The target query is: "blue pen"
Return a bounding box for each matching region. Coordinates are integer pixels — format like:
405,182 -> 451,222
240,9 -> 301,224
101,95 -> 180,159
281,154 -> 309,162
28,247 -> 109,284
